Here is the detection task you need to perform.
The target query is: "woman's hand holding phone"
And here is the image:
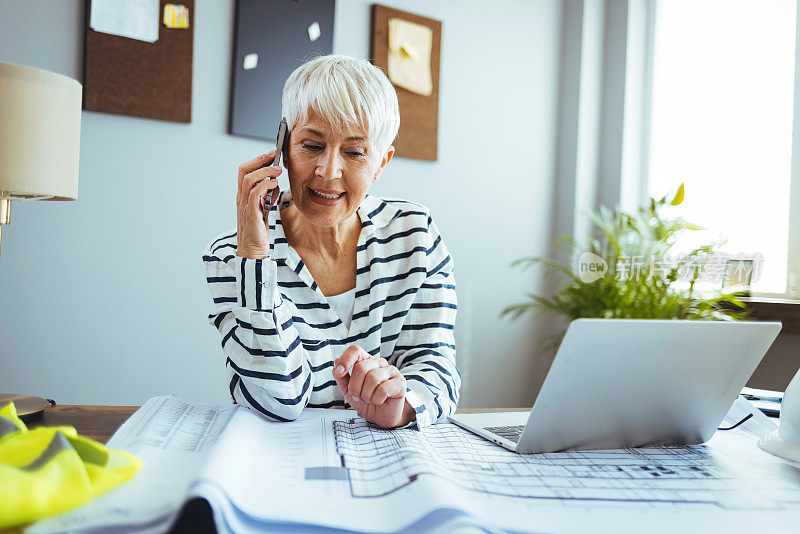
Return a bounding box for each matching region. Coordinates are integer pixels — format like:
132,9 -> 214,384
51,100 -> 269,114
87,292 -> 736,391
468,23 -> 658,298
236,151 -> 282,259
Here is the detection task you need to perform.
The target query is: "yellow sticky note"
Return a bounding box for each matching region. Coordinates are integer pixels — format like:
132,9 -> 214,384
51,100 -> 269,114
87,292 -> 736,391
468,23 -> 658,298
387,18 -> 433,96
163,4 -> 189,29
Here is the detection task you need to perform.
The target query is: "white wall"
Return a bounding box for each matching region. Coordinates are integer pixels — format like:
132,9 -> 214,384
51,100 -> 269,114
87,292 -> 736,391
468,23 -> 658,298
0,0 -> 561,408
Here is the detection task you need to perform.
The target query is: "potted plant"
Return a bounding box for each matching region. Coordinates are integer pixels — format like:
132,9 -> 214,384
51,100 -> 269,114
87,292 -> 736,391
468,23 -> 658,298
501,185 -> 747,345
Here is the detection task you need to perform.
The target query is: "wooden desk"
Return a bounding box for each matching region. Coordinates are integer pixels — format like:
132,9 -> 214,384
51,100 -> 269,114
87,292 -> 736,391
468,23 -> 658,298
31,405 -> 529,444
30,405 -> 139,443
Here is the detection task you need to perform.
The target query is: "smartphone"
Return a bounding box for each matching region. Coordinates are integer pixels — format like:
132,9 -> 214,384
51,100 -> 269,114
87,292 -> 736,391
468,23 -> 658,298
262,117 -> 288,224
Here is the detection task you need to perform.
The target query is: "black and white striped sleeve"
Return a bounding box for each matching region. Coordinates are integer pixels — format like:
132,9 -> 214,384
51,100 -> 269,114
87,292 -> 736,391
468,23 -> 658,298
203,234 -> 314,422
389,214 -> 461,426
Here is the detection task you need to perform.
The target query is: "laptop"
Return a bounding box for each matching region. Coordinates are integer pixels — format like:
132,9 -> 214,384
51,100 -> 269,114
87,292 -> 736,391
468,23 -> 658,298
448,319 -> 781,453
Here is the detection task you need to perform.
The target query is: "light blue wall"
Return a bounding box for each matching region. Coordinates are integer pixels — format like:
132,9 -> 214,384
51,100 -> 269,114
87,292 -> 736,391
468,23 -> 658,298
0,0 -> 560,407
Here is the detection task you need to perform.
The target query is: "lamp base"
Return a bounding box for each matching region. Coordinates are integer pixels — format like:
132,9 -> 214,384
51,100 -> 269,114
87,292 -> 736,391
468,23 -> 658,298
0,393 -> 54,423
0,197 -> 10,262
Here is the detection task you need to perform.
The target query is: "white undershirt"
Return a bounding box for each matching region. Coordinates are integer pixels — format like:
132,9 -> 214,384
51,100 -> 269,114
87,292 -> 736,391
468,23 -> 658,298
326,288 -> 356,329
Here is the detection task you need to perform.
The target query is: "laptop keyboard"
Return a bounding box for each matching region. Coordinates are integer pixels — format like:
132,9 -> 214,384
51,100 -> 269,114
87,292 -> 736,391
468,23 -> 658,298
484,425 -> 525,443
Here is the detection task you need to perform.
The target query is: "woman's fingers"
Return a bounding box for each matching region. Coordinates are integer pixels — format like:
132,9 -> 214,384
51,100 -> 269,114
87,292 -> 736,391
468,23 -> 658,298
246,178 -> 279,216
334,345 -> 370,377
241,166 -> 282,207
347,358 -> 387,401
237,151 -> 276,199
332,366 -> 350,400
360,363 -> 398,404
333,345 -> 371,402
371,375 -> 407,405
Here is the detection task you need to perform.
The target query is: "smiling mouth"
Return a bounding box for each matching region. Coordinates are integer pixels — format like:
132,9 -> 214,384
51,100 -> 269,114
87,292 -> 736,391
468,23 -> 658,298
309,187 -> 345,200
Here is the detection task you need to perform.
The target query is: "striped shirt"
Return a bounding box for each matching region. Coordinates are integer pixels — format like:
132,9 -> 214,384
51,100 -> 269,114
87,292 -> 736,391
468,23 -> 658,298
202,191 -> 460,428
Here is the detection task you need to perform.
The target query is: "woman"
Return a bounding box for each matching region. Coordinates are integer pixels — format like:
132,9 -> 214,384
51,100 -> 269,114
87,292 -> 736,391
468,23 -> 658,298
203,55 -> 459,429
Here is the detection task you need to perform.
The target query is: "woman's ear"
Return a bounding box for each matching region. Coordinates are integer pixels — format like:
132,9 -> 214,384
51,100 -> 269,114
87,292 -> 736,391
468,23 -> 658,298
373,145 -> 395,182
282,131 -> 291,162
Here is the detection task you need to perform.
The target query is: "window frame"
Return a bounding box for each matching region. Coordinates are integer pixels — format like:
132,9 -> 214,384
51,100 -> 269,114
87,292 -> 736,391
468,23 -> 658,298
641,0 -> 800,300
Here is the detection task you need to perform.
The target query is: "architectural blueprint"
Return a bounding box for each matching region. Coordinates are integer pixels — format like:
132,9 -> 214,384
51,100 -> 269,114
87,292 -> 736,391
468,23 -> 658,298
334,415 -> 800,510
29,396 -> 800,534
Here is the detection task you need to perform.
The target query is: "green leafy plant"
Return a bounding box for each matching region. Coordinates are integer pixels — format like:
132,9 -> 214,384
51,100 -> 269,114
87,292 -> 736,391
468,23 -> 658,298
501,185 -> 748,328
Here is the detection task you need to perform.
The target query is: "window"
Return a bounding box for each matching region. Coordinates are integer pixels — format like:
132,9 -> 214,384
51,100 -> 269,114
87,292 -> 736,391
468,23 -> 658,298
646,0 -> 797,296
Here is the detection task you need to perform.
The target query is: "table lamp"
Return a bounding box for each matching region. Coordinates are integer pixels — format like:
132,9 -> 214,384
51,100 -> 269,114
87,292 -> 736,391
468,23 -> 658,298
0,62 -> 82,421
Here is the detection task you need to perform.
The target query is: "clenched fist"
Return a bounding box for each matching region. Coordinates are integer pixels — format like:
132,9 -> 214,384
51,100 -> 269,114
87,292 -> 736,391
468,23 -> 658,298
333,345 -> 415,428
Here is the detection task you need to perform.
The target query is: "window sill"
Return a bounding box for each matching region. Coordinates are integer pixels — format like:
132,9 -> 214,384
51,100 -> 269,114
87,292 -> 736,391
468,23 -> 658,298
741,297 -> 800,335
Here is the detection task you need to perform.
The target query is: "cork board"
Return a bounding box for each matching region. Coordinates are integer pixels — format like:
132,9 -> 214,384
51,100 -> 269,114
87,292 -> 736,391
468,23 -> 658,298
371,4 -> 441,161
83,0 -> 194,123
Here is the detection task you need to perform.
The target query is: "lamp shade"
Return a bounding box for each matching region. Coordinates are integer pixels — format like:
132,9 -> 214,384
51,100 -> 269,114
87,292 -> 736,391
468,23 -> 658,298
0,63 -> 81,201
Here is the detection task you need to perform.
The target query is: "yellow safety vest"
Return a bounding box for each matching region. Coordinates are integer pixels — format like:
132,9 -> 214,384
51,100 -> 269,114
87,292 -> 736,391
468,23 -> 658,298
0,402 -> 142,528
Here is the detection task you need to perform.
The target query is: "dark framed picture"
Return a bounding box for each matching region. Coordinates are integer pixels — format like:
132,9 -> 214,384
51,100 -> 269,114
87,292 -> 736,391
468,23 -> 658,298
229,0 -> 335,140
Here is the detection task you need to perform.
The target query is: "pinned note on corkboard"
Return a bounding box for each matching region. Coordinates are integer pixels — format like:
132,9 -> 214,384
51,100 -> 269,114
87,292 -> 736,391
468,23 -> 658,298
83,0 -> 195,123
371,4 -> 442,161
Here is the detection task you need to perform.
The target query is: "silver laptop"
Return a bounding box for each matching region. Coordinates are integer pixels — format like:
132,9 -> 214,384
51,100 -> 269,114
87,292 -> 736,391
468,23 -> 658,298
449,319 -> 781,453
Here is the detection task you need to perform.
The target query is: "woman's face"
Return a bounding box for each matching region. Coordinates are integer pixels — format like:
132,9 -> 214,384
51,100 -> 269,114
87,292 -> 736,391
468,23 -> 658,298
284,110 -> 393,227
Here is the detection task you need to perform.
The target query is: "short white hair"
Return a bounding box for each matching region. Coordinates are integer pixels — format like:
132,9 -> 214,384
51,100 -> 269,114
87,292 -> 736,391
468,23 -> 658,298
281,54 -> 400,156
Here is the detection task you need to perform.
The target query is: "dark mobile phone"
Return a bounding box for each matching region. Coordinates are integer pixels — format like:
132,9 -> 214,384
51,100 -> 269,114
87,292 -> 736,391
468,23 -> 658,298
262,117 -> 288,223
